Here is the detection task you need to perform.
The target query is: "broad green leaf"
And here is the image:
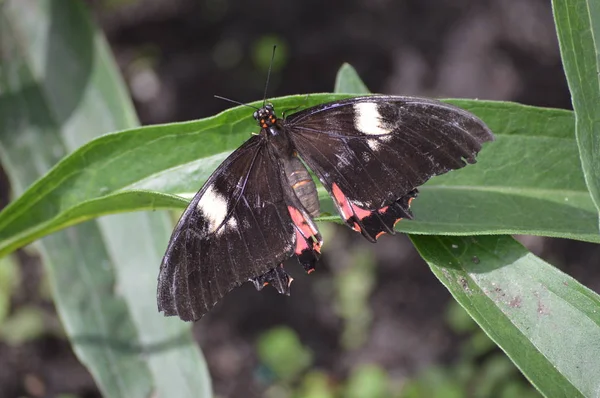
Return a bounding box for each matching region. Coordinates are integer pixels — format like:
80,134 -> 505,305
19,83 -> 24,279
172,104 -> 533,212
553,0 -> 600,225
413,235 -> 600,398
0,1 -> 210,397
0,94 -> 597,256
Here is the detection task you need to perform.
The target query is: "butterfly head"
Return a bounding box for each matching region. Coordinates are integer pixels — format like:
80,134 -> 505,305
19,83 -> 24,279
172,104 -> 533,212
253,104 -> 277,129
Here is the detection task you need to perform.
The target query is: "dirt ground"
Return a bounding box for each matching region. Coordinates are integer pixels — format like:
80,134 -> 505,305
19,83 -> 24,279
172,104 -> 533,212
1,0 -> 598,397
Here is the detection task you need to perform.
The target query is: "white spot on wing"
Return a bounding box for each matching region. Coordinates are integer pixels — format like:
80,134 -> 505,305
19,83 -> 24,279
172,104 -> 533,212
197,185 -> 229,234
354,102 -> 392,136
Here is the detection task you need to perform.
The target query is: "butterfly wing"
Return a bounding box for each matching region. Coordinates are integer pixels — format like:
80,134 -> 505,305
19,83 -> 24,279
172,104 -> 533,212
157,135 -> 298,321
286,96 -> 494,241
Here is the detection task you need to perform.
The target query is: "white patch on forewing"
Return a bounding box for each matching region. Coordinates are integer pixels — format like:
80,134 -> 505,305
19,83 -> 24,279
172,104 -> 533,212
197,185 -> 229,234
353,102 -> 392,136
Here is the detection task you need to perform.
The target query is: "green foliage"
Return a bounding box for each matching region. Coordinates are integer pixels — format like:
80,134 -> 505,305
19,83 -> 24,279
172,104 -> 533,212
552,0 -> 600,222
0,0 -> 599,397
417,235 -> 600,397
334,246 -> 376,349
344,365 -> 390,398
257,326 -> 314,382
256,326 -> 394,398
1,96 -> 598,257
0,306 -> 46,346
0,255 -> 46,346
0,1 -> 210,397
295,371 -> 335,398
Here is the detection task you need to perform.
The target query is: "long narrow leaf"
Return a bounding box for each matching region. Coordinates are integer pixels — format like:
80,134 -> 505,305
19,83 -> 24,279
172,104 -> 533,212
0,92 -> 596,257
0,1 -> 211,396
415,235 -> 598,398
553,0 -> 600,226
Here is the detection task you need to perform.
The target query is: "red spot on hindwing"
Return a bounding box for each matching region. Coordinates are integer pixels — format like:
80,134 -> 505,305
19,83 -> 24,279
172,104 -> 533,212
330,183 -> 417,242
331,183 -> 371,227
287,206 -> 322,272
331,183 -> 353,221
291,206 -> 317,235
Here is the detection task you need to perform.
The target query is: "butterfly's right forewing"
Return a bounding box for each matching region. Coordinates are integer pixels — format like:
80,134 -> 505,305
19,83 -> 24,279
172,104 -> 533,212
286,96 -> 494,241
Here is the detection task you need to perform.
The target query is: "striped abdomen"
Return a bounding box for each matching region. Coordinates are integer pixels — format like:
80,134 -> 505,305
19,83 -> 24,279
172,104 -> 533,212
284,156 -> 320,218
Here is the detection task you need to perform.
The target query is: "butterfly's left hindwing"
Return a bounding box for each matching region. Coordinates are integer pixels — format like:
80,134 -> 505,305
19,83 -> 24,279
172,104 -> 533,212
158,135 -> 299,321
286,96 -> 494,241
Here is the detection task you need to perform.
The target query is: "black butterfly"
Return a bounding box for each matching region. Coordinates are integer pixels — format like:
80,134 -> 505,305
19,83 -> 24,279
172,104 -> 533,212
157,95 -> 494,321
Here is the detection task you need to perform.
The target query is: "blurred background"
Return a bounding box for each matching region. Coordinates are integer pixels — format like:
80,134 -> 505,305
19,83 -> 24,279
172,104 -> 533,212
1,0 -> 599,397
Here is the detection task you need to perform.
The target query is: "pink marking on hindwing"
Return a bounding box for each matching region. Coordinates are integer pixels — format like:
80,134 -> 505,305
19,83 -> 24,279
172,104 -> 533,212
287,206 -> 321,254
331,183 -> 372,223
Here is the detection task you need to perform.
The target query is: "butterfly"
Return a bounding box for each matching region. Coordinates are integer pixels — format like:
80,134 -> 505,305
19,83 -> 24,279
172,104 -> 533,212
157,95 -> 494,321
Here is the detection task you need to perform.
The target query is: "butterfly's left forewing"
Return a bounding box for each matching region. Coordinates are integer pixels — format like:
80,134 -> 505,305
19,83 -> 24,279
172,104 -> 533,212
158,135 -> 298,321
286,96 -> 494,241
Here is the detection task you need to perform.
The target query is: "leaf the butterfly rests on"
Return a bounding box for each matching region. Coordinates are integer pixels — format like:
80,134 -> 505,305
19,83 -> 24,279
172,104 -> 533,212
158,96 -> 494,321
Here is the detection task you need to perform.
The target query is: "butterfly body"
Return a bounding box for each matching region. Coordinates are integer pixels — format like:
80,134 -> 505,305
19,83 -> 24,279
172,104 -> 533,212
158,95 -> 494,321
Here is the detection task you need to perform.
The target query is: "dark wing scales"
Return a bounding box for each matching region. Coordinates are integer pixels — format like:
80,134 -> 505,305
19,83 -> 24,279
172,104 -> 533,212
286,96 -> 494,240
158,135 -> 297,321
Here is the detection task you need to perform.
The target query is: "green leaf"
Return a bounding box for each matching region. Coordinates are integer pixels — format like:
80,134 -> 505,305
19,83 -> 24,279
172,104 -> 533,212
0,1 -> 210,397
553,0 -> 600,226
0,306 -> 46,345
0,56 -> 595,251
413,235 -> 600,398
256,326 -> 313,381
0,93 -> 597,255
334,63 -> 370,94
344,365 -> 390,398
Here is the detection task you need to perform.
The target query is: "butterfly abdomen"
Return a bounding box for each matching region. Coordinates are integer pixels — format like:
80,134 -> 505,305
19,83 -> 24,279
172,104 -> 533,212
283,155 -> 320,218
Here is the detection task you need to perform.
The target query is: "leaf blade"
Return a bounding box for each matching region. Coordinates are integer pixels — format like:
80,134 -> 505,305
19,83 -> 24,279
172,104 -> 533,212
0,1 -> 211,396
553,0 -> 600,226
413,235 -> 600,397
0,96 -> 596,255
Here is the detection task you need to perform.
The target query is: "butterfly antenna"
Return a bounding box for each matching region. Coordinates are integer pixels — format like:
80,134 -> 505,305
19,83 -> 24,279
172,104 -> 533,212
214,95 -> 259,110
262,45 -> 277,107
